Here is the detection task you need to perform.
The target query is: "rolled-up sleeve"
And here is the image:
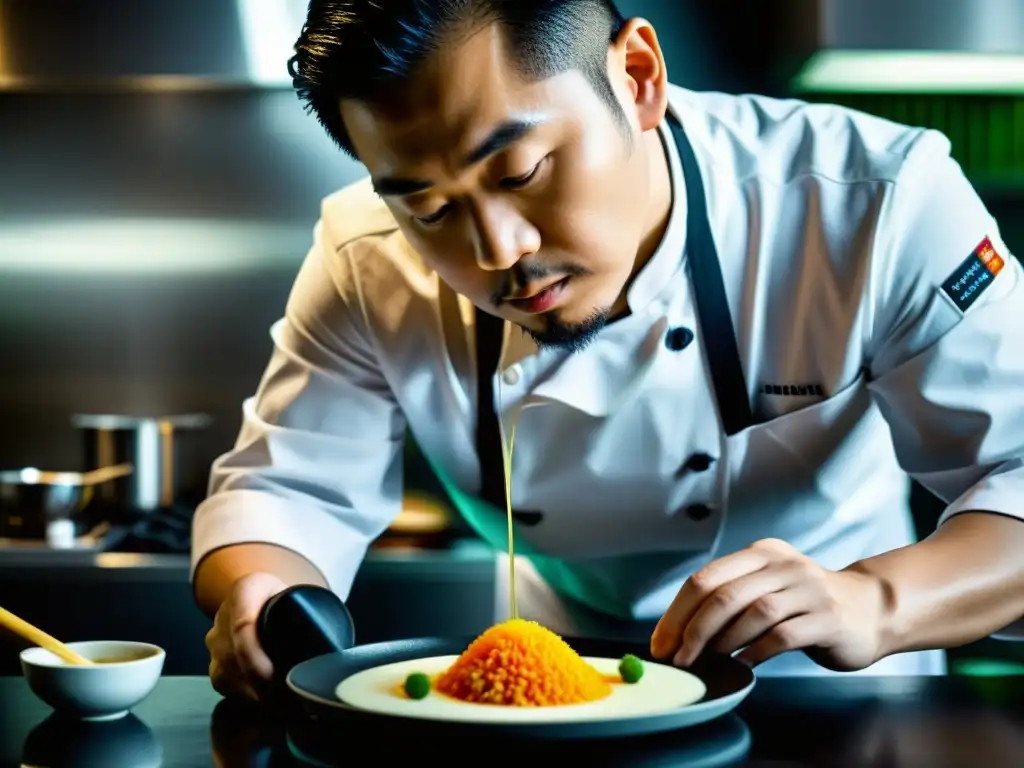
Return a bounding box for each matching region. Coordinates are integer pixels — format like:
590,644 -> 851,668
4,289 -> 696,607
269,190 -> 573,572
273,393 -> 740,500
190,221 -> 406,599
865,130 -> 1024,529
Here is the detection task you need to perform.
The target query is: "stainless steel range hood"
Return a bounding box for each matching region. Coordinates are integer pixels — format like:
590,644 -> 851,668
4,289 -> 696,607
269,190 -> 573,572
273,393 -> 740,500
792,0 -> 1024,94
0,0 -> 308,90
0,0 -> 367,273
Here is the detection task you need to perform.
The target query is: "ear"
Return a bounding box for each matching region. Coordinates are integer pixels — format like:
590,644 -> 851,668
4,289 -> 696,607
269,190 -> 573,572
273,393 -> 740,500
608,18 -> 668,133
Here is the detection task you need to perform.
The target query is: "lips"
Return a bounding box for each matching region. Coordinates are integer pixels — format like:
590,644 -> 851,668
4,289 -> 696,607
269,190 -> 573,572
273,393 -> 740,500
505,276 -> 565,303
506,277 -> 568,314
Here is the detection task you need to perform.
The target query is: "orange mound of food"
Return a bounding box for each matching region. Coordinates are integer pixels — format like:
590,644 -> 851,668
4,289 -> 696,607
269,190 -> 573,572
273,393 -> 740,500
434,618 -> 612,706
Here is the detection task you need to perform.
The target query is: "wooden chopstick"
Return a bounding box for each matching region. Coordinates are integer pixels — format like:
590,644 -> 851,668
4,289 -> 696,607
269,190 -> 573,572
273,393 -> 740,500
0,605 -> 94,665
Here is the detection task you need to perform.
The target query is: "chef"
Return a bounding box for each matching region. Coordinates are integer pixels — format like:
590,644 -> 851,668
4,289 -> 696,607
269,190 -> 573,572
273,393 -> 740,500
192,0 -> 1024,702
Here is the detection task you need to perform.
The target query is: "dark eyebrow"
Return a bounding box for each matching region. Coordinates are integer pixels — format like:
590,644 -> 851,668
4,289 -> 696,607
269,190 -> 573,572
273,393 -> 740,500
463,118 -> 541,166
371,118 -> 544,198
372,176 -> 433,197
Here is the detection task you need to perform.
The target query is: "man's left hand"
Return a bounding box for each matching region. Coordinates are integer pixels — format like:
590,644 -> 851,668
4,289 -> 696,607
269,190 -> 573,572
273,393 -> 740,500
650,538 -> 890,671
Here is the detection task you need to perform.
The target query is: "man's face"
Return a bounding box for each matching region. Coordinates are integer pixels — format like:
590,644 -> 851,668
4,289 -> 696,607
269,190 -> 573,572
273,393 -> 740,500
341,21 -> 668,350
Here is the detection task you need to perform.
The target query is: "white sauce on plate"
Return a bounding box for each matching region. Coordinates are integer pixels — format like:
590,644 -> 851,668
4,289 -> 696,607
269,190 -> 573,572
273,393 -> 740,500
336,655 -> 707,724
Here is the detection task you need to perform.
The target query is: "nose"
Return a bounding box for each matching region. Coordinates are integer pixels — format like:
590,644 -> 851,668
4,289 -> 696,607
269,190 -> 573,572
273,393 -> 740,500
469,199 -> 540,272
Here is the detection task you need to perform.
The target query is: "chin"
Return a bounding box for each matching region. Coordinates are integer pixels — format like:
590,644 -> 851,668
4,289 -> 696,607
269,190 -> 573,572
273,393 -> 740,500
529,307 -> 610,353
546,300 -> 590,326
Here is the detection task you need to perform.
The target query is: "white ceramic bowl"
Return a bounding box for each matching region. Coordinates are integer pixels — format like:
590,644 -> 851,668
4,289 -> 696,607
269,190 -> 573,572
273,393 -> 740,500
20,640 -> 165,721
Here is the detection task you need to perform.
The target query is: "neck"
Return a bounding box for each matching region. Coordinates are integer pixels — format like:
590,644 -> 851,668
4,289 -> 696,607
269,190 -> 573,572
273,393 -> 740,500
638,126 -> 674,272
611,124 -> 673,318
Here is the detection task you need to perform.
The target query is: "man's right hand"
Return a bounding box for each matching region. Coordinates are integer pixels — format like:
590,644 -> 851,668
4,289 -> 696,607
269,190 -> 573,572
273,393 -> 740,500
205,572 -> 288,702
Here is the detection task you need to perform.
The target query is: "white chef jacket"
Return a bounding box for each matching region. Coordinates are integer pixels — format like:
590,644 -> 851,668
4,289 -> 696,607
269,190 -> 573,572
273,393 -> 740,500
191,84 -> 1024,677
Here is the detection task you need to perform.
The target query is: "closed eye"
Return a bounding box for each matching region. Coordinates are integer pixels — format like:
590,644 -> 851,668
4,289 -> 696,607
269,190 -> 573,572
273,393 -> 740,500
499,159 -> 544,190
416,204 -> 451,225
415,156 -> 548,225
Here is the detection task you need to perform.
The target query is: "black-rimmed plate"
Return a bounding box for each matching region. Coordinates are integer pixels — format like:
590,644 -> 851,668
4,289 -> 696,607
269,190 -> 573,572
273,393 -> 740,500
285,635 -> 755,741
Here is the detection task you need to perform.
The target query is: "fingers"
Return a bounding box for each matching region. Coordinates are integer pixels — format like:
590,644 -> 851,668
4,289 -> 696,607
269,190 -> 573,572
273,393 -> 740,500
207,622 -> 254,702
206,622 -> 248,702
709,584 -> 814,657
230,616 -> 274,686
228,577 -> 277,692
737,612 -> 832,666
651,547 -> 772,659
209,655 -> 261,703
671,563 -> 803,666
205,578 -> 281,704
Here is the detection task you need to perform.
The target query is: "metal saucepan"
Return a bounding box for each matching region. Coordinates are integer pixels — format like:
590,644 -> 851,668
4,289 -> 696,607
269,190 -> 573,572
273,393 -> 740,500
255,586 -> 756,743
71,413 -> 211,512
0,463 -> 134,542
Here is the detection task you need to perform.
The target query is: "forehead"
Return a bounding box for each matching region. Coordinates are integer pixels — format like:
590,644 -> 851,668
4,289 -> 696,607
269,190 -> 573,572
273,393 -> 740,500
340,23 -> 597,173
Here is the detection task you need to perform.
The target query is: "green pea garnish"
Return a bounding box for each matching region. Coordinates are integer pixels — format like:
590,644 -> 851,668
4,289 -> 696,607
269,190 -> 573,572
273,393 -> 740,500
619,654 -> 644,683
404,672 -> 431,699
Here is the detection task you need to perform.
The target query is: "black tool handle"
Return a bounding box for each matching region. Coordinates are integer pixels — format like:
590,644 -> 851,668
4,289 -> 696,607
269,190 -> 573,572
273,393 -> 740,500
256,584 -> 356,683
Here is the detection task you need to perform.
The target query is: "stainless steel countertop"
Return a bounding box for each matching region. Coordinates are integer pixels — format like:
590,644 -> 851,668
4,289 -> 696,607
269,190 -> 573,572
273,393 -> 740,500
0,539 -> 496,582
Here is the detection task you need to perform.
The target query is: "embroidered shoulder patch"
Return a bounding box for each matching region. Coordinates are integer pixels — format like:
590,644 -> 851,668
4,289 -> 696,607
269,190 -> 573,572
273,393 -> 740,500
940,236 -> 1006,313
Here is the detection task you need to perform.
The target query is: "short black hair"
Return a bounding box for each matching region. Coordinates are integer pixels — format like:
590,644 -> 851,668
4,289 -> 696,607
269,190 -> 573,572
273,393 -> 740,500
289,0 -> 628,158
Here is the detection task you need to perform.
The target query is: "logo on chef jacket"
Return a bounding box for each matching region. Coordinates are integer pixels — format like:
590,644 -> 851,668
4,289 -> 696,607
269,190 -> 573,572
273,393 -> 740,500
761,383 -> 824,397
941,236 -> 1006,313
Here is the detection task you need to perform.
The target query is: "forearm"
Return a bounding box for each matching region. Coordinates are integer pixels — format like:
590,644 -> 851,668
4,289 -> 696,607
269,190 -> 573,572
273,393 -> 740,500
192,543 -> 328,619
846,511 -> 1024,657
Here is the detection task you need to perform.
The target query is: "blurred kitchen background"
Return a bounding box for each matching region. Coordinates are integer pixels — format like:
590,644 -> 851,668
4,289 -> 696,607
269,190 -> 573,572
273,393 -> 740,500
0,0 -> 1021,677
